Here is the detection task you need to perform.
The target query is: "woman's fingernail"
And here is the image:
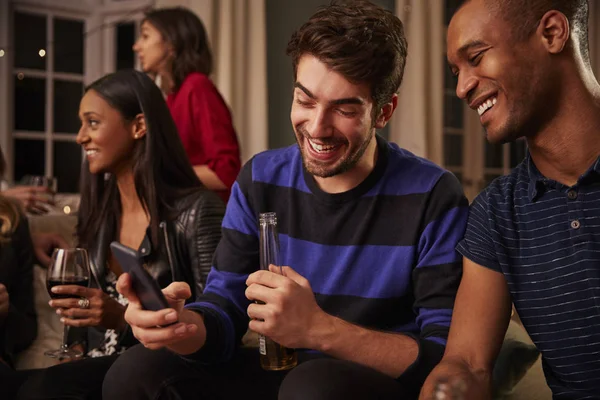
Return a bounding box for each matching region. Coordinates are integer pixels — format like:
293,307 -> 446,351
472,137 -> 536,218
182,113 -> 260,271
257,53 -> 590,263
165,311 -> 177,322
51,287 -> 59,293
174,324 -> 187,335
186,324 -> 197,332
56,309 -> 62,315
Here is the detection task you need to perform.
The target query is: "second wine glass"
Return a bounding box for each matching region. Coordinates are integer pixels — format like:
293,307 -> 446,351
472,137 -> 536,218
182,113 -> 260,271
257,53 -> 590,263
45,248 -> 91,359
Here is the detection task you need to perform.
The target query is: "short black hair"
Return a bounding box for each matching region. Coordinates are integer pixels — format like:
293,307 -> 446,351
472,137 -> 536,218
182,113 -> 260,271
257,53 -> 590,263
475,0 -> 589,64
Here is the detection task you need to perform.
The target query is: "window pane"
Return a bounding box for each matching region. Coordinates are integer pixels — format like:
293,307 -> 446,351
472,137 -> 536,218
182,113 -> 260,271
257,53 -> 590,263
116,22 -> 136,70
14,139 -> 45,182
444,133 -> 463,167
14,12 -> 47,70
510,139 -> 527,167
14,76 -> 46,131
484,140 -> 504,168
54,80 -> 83,134
53,141 -> 82,193
444,94 -> 464,129
54,18 -> 84,74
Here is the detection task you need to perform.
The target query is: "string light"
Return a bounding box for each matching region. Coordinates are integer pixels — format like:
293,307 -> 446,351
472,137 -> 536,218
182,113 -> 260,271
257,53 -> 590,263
0,5 -> 150,56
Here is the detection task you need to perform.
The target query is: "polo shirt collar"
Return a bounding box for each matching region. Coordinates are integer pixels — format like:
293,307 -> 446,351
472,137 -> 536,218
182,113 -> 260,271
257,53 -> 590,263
526,153 -> 546,202
527,153 -> 600,202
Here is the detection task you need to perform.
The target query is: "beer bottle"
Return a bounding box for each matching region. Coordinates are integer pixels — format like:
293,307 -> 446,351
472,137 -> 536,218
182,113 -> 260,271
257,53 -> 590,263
258,212 -> 298,371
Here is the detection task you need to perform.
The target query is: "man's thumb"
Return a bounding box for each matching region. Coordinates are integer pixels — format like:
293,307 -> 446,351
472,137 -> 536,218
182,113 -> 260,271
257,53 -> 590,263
163,281 -> 192,300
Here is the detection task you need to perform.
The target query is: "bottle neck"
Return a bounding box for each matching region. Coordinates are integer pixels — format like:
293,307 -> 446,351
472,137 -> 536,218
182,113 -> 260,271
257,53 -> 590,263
259,212 -> 279,270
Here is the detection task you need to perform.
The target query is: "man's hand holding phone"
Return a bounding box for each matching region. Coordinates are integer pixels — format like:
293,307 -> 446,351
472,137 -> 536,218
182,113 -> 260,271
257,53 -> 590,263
116,273 -> 207,355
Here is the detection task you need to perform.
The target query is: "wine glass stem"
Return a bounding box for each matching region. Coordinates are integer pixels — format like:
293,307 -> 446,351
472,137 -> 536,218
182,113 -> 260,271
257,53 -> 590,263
61,324 -> 70,352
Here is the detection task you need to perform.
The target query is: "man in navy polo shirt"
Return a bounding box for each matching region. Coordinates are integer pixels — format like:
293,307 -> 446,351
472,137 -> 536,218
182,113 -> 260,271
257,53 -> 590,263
420,0 -> 600,399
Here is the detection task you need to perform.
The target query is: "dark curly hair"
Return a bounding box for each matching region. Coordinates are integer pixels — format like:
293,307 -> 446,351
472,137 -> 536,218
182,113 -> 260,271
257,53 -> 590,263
286,0 -> 408,115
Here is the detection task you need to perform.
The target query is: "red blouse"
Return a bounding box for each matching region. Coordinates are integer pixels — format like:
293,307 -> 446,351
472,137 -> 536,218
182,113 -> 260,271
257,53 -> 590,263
167,72 -> 241,203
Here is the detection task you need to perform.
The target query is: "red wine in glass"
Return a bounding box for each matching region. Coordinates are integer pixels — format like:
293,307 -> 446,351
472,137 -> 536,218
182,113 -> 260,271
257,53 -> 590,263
45,248 -> 91,359
47,276 -> 90,299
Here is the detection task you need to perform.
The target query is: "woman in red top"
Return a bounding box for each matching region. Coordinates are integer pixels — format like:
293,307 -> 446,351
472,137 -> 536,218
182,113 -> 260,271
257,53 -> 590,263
133,7 -> 241,202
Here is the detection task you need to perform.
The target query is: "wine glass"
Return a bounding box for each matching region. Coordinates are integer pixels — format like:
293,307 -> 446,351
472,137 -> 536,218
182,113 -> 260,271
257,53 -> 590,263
45,248 -> 91,359
21,175 -> 58,203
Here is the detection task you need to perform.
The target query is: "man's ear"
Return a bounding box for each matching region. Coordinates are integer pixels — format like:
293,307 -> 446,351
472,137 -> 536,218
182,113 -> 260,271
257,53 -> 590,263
538,10 -> 569,54
132,114 -> 147,140
374,94 -> 398,129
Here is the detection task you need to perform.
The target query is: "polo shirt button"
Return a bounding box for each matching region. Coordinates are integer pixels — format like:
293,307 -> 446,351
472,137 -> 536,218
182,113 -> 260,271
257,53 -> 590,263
567,190 -> 578,200
140,248 -> 146,254
571,220 -> 581,229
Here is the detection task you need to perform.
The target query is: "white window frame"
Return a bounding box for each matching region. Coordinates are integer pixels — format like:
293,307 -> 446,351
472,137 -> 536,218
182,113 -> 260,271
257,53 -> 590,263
0,0 -> 153,188
12,6 -> 88,182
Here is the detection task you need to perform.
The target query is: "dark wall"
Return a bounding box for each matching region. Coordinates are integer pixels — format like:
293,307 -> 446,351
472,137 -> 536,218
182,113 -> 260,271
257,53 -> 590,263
265,0 -> 395,150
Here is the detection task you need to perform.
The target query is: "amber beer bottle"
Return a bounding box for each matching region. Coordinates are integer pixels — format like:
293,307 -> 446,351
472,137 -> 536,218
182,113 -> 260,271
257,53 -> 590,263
258,212 -> 298,371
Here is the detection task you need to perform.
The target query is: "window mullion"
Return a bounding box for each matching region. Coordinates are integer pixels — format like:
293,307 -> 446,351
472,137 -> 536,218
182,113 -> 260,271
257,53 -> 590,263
46,13 -> 54,178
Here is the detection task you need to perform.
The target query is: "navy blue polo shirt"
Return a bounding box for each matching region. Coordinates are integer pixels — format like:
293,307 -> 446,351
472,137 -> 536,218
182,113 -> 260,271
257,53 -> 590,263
457,154 -> 600,399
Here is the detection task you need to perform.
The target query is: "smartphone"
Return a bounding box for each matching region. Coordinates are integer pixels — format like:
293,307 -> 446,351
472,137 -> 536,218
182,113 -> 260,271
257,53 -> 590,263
110,241 -> 170,312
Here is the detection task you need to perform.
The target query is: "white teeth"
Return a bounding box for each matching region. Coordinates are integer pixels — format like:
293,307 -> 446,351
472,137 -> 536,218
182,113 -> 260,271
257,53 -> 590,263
86,150 -> 98,156
477,97 -> 497,116
309,140 -> 337,153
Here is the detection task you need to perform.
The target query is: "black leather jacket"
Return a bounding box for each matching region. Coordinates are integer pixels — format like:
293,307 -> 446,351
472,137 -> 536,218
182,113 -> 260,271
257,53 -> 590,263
83,189 -> 225,352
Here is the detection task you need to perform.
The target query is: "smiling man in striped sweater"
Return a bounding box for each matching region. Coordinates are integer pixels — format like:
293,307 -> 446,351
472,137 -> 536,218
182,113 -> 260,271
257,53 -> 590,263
103,1 -> 469,399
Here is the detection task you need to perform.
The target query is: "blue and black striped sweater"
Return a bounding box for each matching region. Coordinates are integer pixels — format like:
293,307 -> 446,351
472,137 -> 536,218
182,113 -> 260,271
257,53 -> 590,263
186,135 -> 469,380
